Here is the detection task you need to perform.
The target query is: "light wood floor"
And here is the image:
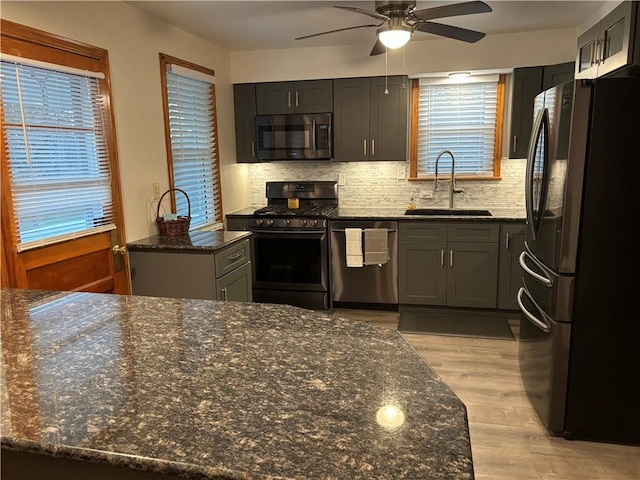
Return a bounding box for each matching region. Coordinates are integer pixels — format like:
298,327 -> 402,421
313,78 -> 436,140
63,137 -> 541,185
333,308 -> 640,480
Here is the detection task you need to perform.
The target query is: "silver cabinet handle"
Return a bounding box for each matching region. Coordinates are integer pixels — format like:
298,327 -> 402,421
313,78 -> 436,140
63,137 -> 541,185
363,139 -> 367,156
517,287 -> 551,332
222,287 -> 228,301
287,91 -> 291,108
440,249 -> 445,267
229,253 -> 242,262
371,139 -> 375,156
449,250 -> 454,267
251,141 -> 255,157
518,251 -> 552,287
505,233 -> 510,250
295,90 -> 299,107
512,135 -> 517,152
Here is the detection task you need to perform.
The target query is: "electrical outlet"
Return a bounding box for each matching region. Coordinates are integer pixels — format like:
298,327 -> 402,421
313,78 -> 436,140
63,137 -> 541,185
420,189 -> 434,199
338,173 -> 346,186
396,165 -> 406,180
153,182 -> 160,199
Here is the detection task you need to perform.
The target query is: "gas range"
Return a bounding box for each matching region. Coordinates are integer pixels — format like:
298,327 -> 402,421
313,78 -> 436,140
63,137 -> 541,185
248,181 -> 338,231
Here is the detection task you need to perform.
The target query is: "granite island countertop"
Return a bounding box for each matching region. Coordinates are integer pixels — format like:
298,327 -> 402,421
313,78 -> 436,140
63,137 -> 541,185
127,229 -> 251,253
1,288 -> 474,480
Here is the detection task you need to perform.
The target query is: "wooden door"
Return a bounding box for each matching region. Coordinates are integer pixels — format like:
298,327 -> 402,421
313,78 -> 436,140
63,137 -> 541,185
1,20 -> 130,295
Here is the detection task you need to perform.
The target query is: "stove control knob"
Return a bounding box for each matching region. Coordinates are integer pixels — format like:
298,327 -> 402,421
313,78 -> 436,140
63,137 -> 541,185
300,219 -> 307,226
265,219 -> 274,226
255,219 -> 263,226
311,219 -> 319,227
283,219 -> 290,226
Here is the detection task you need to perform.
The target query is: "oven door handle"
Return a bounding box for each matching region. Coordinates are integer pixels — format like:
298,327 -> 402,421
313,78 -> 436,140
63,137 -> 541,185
517,287 -> 551,333
252,229 -> 326,235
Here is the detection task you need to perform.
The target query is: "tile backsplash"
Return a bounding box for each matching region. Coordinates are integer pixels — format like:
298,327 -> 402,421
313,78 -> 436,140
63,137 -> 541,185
249,159 -> 526,211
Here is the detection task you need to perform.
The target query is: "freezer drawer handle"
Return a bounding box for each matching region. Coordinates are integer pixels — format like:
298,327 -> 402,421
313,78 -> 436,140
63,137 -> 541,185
518,251 -> 552,287
517,287 -> 551,333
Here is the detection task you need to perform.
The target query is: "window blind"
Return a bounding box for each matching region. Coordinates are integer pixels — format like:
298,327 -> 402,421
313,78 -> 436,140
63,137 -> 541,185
0,60 -> 115,252
166,68 -> 220,230
416,78 -> 498,177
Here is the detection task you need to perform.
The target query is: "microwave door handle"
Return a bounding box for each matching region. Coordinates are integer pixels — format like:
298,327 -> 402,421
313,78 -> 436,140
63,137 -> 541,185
517,287 -> 551,332
519,250 -> 553,287
312,119 -> 317,152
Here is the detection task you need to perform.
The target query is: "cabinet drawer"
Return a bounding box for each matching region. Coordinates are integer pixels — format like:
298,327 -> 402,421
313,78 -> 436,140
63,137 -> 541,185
399,223 -> 447,241
215,239 -> 250,278
447,224 -> 499,243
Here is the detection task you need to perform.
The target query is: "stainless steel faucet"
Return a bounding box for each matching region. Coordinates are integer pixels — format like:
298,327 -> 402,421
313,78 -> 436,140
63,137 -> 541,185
434,149 -> 464,209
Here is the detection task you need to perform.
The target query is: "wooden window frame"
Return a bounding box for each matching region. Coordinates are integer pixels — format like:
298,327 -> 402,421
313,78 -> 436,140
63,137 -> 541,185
158,53 -> 223,228
409,74 -> 506,181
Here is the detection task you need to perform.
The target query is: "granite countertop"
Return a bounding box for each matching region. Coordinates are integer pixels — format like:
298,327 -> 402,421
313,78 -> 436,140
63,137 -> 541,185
226,207 -> 525,222
127,229 -> 251,252
1,288 -> 474,480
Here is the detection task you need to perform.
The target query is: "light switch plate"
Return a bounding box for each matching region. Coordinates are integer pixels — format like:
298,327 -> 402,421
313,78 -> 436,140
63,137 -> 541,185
396,165 -> 406,180
338,173 -> 346,186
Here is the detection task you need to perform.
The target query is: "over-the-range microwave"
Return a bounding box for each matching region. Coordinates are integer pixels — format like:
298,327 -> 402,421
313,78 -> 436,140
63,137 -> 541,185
255,113 -> 332,161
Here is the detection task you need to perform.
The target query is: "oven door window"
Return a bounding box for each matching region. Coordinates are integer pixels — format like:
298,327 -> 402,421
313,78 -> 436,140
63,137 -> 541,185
253,233 -> 327,290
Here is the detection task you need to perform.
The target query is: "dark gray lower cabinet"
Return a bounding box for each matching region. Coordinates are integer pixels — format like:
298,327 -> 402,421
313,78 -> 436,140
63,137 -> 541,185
399,222 -> 499,308
130,239 -> 252,302
497,223 -> 526,310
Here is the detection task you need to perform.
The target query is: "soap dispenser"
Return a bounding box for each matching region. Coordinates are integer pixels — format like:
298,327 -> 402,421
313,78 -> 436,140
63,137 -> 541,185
408,191 -> 416,210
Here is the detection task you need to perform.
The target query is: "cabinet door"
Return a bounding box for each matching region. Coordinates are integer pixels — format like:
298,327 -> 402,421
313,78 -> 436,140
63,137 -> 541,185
542,62 -> 575,91
509,67 -> 543,158
294,79 -> 333,113
333,78 -> 370,161
447,242 -> 498,308
598,0 -> 637,77
498,224 -> 526,310
233,84 -> 257,163
576,23 -> 601,79
369,76 -> 409,161
398,240 -> 447,305
217,261 -> 252,302
256,81 -> 294,114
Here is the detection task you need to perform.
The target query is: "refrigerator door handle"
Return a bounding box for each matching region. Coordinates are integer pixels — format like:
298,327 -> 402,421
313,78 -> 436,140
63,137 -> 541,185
517,287 -> 551,333
519,251 -> 553,287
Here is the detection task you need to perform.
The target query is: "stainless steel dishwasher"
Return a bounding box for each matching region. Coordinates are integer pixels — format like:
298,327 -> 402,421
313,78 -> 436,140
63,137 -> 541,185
330,220 -> 398,305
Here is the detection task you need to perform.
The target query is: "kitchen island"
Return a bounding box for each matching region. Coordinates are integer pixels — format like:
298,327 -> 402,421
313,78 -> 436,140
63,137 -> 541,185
1,288 -> 474,480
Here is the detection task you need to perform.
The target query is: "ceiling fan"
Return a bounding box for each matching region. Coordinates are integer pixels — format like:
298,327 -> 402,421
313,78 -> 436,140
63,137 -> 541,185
295,1 -> 492,56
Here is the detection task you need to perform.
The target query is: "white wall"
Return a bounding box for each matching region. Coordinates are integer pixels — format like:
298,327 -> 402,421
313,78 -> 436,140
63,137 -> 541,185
230,28 -> 577,83
1,1 -> 251,242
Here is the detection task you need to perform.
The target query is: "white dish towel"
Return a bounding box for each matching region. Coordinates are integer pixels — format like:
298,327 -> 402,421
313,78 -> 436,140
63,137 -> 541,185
345,228 -> 363,267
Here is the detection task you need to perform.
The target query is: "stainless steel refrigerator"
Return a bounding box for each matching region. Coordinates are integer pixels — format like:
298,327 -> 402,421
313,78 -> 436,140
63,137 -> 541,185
517,77 -> 640,445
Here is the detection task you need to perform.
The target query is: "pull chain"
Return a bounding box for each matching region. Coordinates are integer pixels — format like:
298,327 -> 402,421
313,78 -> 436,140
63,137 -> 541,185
384,48 -> 389,94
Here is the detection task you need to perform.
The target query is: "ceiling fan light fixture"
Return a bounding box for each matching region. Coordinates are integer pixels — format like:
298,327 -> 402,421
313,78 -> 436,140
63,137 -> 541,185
377,18 -> 412,49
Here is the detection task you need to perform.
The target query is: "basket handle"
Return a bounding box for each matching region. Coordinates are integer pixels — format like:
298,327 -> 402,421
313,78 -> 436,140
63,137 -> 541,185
156,188 -> 191,217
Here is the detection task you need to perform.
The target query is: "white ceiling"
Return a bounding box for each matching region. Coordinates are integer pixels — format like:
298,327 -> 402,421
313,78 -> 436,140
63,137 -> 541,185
127,0 -> 607,52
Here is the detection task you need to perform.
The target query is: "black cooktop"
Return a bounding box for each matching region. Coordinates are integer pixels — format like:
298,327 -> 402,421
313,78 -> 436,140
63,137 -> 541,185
253,205 -> 336,217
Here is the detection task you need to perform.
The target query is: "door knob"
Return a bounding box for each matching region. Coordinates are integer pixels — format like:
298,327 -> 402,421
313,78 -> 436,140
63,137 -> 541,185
112,244 -> 127,255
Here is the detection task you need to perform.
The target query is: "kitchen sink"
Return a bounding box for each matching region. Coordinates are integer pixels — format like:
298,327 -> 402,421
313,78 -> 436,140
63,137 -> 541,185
404,208 -> 492,216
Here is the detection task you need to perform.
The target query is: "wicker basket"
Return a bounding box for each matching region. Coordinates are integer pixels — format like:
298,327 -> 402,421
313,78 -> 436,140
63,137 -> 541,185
156,188 -> 191,236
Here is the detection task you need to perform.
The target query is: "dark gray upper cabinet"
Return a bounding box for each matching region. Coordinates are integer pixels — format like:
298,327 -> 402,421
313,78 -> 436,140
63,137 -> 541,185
398,222 -> 499,308
255,79 -> 333,114
334,76 -> 409,162
576,1 -> 639,79
233,83 -> 257,163
497,223 -> 526,310
509,62 -> 574,159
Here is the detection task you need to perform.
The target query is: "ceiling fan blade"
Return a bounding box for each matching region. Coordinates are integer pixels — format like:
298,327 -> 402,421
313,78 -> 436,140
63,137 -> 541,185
295,23 -> 380,41
411,1 -> 492,21
370,38 -> 386,56
333,5 -> 389,22
415,21 -> 486,43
